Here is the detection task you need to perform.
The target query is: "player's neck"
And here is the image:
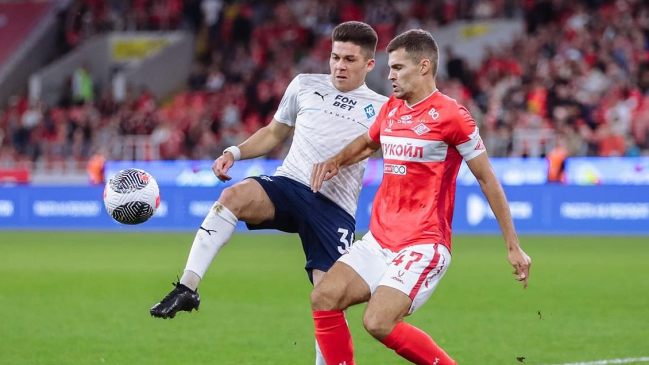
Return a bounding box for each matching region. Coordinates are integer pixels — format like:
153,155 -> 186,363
405,84 -> 438,108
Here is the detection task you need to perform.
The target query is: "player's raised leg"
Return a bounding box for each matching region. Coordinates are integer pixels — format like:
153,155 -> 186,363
150,179 -> 274,318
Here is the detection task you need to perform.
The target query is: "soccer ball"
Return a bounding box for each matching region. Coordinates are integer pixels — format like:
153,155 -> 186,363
103,168 -> 160,225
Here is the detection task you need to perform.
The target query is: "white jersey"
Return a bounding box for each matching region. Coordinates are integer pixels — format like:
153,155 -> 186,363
274,74 -> 388,217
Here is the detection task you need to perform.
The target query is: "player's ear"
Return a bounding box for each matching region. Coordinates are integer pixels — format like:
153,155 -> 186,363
420,59 -> 431,76
365,58 -> 375,72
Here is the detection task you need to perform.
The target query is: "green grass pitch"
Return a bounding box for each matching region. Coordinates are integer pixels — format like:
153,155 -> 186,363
0,232 -> 648,365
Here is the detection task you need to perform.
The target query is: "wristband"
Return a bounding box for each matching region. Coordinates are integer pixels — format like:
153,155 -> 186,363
223,146 -> 241,161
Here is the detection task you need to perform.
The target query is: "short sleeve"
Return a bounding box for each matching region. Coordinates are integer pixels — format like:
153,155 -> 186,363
368,102 -> 390,142
273,75 -> 301,126
445,106 -> 486,161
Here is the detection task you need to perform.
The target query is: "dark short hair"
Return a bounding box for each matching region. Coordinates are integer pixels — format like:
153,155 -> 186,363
332,21 -> 378,60
386,29 -> 439,76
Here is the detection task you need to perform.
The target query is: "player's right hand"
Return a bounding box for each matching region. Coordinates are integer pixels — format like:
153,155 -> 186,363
508,246 -> 531,289
213,153 -> 234,182
310,159 -> 339,193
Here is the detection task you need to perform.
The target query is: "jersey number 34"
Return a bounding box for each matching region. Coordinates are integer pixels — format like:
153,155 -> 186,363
337,228 -> 354,254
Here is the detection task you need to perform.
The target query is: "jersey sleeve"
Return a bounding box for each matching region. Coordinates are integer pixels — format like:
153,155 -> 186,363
445,105 -> 486,161
368,101 -> 390,142
273,75 -> 301,126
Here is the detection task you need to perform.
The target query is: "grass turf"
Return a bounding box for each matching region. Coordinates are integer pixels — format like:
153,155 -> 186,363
0,232 -> 647,365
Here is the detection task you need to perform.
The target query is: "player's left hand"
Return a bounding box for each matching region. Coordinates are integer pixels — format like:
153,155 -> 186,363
508,246 -> 531,289
310,159 -> 339,193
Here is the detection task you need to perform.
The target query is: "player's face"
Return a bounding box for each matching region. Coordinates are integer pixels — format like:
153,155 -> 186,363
388,48 -> 423,101
330,41 -> 375,92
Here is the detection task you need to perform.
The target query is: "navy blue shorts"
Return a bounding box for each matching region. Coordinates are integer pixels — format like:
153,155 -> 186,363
246,175 -> 356,283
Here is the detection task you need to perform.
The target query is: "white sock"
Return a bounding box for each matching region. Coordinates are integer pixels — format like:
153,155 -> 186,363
180,201 -> 237,291
315,340 -> 326,365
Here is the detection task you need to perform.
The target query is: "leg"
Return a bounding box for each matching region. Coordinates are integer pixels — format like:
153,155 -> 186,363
181,178 -> 275,288
311,262 -> 370,311
295,194 -> 356,365
365,244 -> 455,365
150,179 -> 275,318
363,286 -> 410,340
311,262 -> 371,365
311,269 -> 327,288
311,231 -> 390,365
311,269 -> 327,365
218,178 -> 275,223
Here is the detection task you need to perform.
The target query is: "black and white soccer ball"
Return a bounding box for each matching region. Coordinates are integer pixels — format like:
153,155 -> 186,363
103,168 -> 160,225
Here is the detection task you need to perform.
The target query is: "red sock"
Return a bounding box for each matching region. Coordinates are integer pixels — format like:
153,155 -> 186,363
313,310 -> 355,365
381,322 -> 456,365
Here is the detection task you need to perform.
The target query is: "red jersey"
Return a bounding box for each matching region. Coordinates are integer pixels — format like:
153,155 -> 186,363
368,90 -> 486,253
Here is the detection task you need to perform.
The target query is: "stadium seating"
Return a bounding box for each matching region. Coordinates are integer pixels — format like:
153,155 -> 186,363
1,0 -> 648,175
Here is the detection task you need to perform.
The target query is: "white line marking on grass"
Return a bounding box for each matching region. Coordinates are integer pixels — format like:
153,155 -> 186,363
540,357 -> 649,365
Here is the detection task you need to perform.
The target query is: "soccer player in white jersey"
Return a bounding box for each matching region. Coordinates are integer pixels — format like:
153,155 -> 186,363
309,29 -> 531,365
150,21 -> 388,365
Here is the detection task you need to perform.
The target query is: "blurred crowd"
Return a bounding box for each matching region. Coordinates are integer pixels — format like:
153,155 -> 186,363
2,0 -> 649,175
466,0 -> 649,162
61,0 -> 185,51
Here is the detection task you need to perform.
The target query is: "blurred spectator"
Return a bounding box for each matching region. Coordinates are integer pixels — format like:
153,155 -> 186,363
547,134 -> 569,183
5,0 -> 649,174
87,147 -> 106,185
445,46 -> 467,85
72,64 -> 94,103
202,0 -> 224,47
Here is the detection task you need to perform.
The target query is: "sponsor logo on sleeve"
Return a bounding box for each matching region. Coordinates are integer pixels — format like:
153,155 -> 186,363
364,104 -> 376,119
475,137 -> 485,150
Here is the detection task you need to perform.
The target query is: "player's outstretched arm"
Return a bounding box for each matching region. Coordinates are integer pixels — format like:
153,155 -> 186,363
310,132 -> 380,193
213,119 -> 293,181
466,153 -> 531,289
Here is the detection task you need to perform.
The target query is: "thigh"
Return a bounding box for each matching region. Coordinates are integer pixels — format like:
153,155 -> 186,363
219,178 -> 275,225
313,261 -> 372,310
378,243 -> 451,315
312,269 -> 327,287
365,286 -> 412,328
338,231 -> 393,293
298,196 -> 356,276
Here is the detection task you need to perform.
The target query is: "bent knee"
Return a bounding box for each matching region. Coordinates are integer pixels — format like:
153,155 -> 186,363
363,312 -> 395,340
218,181 -> 273,223
218,185 -> 237,206
311,286 -> 343,311
217,184 -> 250,217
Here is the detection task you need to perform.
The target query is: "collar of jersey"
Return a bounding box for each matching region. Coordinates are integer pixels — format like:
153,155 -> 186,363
404,89 -> 438,109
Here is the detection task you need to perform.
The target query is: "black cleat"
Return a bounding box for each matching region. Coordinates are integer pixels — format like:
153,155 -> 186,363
150,282 -> 200,319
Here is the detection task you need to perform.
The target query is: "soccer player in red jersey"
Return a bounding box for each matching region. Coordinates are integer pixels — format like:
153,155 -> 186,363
309,29 -> 532,365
